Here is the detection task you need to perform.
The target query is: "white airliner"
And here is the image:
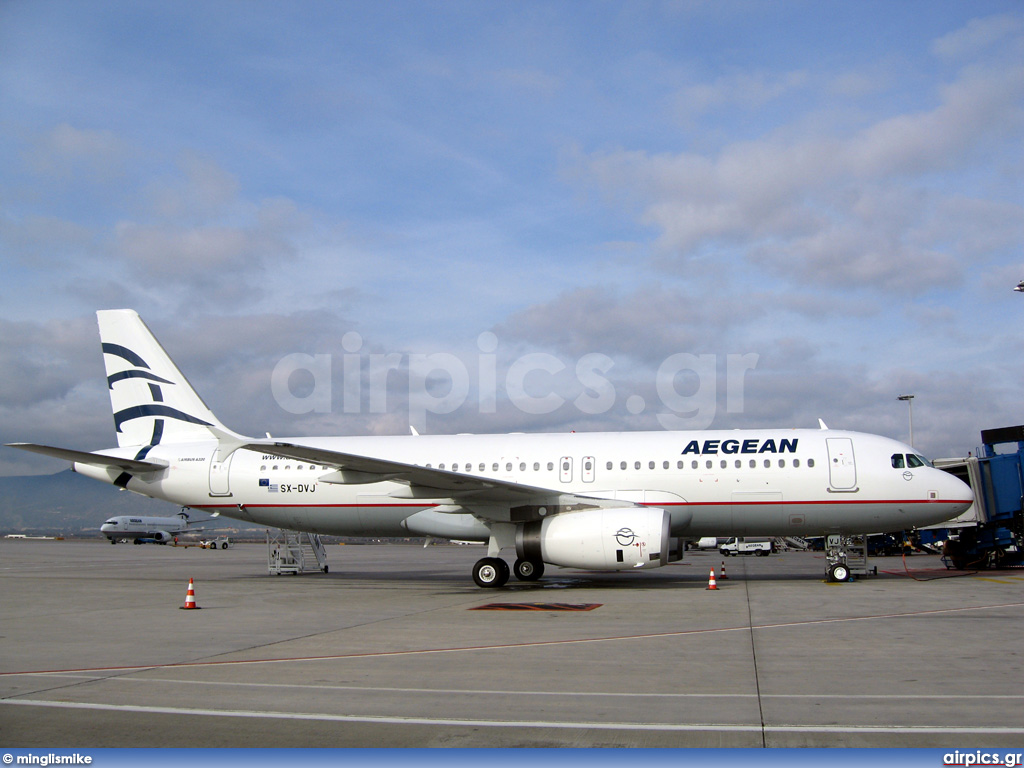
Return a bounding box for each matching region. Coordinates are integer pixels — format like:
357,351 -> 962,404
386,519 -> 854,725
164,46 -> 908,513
9,310 -> 973,586
100,511 -> 200,544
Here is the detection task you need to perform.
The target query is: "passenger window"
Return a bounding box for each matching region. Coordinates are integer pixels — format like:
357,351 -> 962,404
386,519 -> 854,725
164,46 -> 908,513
793,459 -> 800,468
692,461 -> 698,469
779,459 -> 785,468
520,462 -> 526,472
764,459 -> 771,468
439,464 -> 446,470
534,462 -> 541,471
273,465 -> 278,470
663,461 -> 669,470
891,454 -> 905,469
808,458 -> 815,468
261,465 -> 267,471
479,463 -> 485,472
720,460 -> 727,469
706,460 -> 712,469
507,463 -> 513,472
649,461 -> 655,470
492,463 -> 499,472
547,462 -> 554,471
677,460 -> 684,469
606,461 -> 613,470
749,459 -> 756,468
735,460 -> 741,468
621,461 -> 627,470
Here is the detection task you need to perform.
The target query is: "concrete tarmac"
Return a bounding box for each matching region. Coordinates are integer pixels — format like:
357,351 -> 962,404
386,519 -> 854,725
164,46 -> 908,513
2,539 -> 1023,748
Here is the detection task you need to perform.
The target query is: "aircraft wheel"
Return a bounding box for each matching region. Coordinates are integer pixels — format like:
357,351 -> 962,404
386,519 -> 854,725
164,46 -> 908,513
472,557 -> 510,588
133,539 -> 141,545
828,563 -> 851,582
513,558 -> 544,581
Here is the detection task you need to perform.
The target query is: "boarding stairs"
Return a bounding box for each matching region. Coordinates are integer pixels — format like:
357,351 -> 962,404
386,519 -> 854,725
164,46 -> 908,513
774,536 -> 811,551
267,528 -> 329,575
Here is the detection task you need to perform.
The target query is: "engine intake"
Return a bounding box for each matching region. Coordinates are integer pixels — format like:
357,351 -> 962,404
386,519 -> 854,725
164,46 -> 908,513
516,507 -> 675,570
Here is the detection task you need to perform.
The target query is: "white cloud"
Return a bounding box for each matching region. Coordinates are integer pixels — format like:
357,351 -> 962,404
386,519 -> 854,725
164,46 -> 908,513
671,69 -> 809,122
575,57 -> 1024,293
27,124 -> 131,180
931,13 -> 1024,60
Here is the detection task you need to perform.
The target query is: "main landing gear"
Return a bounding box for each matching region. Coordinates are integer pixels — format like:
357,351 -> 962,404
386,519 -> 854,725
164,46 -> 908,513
471,557 -> 546,587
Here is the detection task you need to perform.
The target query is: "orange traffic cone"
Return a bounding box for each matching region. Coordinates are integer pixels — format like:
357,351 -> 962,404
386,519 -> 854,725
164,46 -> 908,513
180,577 -> 201,610
719,561 -> 729,580
706,568 -> 719,590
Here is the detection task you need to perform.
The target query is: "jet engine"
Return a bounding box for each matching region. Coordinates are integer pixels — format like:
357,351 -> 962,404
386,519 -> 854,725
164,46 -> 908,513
516,507 -> 677,570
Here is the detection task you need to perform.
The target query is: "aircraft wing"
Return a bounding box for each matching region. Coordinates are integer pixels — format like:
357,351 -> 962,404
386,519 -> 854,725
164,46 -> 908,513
6,443 -> 167,473
243,440 -> 629,517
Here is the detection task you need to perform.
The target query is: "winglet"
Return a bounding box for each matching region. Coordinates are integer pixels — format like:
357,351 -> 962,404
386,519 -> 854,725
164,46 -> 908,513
818,419 -> 829,430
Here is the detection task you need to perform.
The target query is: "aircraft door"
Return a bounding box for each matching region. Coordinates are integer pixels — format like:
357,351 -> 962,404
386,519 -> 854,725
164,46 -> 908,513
209,450 -> 233,497
826,438 -> 857,490
559,456 -> 573,483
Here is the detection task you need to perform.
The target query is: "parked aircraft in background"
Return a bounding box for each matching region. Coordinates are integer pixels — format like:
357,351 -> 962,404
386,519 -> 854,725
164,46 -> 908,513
100,511 -> 201,544
9,310 -> 973,585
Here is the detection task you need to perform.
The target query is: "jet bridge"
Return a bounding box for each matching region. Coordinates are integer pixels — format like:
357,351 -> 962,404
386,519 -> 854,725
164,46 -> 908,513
933,425 -> 1024,569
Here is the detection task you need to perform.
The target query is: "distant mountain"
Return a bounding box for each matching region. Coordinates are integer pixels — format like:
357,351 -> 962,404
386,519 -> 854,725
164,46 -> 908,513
0,470 -> 260,536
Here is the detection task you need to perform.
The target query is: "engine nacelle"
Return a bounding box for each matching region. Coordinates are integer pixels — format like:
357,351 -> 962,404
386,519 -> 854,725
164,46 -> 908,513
516,507 -> 676,571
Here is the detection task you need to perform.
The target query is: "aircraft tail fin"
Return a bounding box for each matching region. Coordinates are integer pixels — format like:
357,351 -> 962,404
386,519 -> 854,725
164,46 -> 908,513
98,309 -> 241,448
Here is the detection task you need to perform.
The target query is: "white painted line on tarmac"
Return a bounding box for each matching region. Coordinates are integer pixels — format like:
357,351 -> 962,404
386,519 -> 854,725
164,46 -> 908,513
12,672 -> 1024,702
3,600 -> 1023,678
4,699 -> 1024,735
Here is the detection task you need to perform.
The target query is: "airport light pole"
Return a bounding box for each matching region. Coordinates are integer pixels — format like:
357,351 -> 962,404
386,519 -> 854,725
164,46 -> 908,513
898,394 -> 915,448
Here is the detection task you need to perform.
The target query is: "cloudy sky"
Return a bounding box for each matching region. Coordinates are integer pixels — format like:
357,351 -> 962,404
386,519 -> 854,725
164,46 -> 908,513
1,1 -> 1022,475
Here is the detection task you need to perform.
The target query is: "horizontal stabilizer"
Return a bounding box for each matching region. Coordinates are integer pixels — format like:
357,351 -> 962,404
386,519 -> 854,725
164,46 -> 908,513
6,443 -> 167,473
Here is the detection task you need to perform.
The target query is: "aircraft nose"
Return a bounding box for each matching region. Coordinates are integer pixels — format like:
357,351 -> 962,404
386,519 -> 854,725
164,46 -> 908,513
942,470 -> 974,512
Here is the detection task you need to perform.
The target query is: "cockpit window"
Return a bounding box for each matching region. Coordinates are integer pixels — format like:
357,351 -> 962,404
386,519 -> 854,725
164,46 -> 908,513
893,453 -> 930,469
103,519 -> 118,525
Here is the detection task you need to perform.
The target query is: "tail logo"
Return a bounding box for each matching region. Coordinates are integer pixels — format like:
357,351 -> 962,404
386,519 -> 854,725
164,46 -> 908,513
103,342 -> 213,440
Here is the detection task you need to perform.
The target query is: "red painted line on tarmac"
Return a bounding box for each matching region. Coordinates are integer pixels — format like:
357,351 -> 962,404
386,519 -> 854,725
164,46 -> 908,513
3,600 -> 1023,679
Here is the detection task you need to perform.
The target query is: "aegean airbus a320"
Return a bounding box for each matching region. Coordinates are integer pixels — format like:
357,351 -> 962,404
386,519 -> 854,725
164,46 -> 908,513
9,310 -> 973,586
